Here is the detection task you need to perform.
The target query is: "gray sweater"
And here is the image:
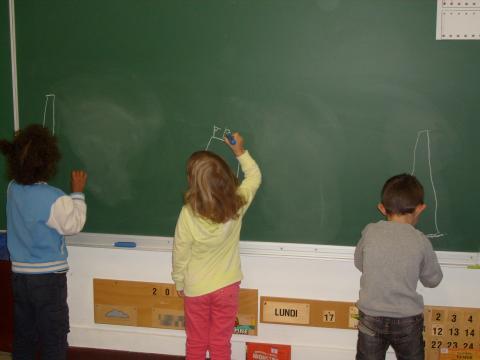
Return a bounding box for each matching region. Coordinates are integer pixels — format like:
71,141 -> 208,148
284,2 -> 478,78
354,220 -> 443,317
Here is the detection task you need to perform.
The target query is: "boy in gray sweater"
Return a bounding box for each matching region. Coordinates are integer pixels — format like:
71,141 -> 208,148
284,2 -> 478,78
354,174 -> 443,360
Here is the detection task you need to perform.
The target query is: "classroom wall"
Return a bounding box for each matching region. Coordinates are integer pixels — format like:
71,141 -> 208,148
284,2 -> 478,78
66,233 -> 479,360
0,0 -> 14,228
5,2 -> 480,357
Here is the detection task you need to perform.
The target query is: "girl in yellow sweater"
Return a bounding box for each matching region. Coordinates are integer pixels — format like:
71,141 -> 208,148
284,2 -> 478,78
172,132 -> 261,360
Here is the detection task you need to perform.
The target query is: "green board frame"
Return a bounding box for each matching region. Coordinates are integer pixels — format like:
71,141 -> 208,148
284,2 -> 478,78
9,0 -> 480,251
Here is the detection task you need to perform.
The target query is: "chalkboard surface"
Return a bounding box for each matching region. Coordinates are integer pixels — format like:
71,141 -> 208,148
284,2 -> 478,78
12,0 -> 480,251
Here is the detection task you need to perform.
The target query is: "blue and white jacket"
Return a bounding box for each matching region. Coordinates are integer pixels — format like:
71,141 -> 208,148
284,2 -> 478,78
6,181 -> 87,274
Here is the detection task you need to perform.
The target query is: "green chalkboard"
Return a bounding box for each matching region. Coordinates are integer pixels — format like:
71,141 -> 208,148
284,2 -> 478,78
11,0 -> 480,251
0,0 -> 13,229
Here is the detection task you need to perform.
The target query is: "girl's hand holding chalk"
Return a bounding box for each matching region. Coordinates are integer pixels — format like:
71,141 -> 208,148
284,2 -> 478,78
71,170 -> 88,193
224,131 -> 245,157
225,131 -> 236,145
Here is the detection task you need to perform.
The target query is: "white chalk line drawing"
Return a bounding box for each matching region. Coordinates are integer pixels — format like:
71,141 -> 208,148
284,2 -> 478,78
205,125 -> 240,177
411,129 -> 445,238
42,94 -> 56,135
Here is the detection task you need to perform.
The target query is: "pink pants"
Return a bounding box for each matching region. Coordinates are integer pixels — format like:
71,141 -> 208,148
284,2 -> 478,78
184,282 -> 240,360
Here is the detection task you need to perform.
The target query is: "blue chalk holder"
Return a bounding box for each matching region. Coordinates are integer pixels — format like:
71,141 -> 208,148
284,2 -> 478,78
114,241 -> 137,248
225,131 -> 236,145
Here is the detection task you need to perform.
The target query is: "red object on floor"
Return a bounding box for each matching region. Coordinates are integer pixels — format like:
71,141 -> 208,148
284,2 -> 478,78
246,342 -> 291,360
0,260 -> 13,352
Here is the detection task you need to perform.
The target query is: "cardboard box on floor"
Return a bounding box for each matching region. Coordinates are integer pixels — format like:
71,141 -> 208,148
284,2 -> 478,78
246,342 -> 291,360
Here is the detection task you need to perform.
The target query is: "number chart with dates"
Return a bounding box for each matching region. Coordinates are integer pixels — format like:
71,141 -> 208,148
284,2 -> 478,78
93,279 -> 258,335
425,305 -> 480,360
260,296 -> 359,330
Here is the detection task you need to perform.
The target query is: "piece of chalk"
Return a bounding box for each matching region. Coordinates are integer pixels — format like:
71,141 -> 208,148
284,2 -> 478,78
225,131 -> 236,145
114,241 -> 137,248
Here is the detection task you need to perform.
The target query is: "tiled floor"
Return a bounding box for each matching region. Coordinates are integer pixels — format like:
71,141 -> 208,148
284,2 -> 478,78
0,352 -> 11,360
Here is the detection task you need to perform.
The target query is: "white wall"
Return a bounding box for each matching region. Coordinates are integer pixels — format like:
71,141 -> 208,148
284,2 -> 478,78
66,233 -> 479,360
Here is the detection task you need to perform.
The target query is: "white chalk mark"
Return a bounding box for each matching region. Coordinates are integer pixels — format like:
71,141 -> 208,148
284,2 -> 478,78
205,125 -> 240,177
411,130 -> 445,239
205,125 -> 223,150
42,94 -> 56,135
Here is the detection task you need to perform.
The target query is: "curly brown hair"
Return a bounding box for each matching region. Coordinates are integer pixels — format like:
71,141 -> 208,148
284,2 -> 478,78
0,124 -> 61,185
185,151 -> 246,223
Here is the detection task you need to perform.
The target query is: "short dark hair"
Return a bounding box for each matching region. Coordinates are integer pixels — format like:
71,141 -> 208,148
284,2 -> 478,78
381,174 -> 424,215
0,124 -> 61,185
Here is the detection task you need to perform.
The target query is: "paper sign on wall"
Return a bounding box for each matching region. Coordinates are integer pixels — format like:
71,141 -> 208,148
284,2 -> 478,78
436,0 -> 480,40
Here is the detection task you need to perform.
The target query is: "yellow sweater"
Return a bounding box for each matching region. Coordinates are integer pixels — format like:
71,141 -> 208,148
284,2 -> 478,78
172,151 -> 261,297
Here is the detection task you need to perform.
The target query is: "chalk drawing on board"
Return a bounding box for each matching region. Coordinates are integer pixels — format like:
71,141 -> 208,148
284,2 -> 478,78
411,130 -> 445,239
205,125 -> 240,177
42,94 -> 56,134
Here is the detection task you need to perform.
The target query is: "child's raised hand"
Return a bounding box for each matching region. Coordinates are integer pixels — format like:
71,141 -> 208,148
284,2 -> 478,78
224,132 -> 245,157
71,170 -> 88,193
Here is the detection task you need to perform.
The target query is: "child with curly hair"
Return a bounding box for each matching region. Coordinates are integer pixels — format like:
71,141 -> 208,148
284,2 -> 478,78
0,124 -> 87,360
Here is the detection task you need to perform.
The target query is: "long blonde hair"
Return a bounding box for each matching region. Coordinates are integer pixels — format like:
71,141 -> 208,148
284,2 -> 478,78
184,151 -> 246,223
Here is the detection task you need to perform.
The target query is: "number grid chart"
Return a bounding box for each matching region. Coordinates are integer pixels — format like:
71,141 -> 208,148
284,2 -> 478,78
425,305 -> 480,360
93,279 -> 258,335
258,297 -> 479,359
436,0 -> 480,39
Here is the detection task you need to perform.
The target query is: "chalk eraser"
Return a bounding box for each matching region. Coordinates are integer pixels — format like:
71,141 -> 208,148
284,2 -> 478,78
114,241 -> 137,248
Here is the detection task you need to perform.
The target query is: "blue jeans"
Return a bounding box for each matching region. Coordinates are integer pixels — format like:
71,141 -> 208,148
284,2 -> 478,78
12,272 -> 69,360
356,311 -> 424,360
